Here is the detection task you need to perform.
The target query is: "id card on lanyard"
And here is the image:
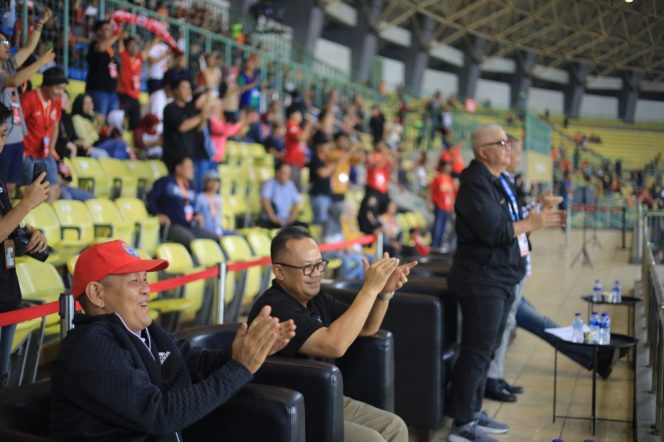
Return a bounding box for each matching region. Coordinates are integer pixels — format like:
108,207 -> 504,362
499,175 -> 529,257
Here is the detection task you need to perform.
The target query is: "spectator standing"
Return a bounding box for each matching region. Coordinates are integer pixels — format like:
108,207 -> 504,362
208,100 -> 253,164
308,129 -> 335,235
446,124 -> 561,442
368,105 -> 385,144
86,20 -> 122,117
21,66 -> 69,202
259,162 -> 301,228
198,52 -> 222,97
0,8 -> 53,196
118,36 -> 154,130
161,78 -> 209,171
283,108 -> 313,190
365,140 -> 394,212
238,54 -> 260,110
222,58 -> 242,122
429,160 -> 456,249
146,38 -> 170,94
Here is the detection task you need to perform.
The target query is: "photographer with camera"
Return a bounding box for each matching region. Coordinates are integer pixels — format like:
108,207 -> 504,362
0,103 -> 50,389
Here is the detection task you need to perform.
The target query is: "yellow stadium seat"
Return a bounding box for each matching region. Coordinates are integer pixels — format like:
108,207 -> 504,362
155,243 -> 205,326
243,229 -> 274,293
51,200 -> 95,249
17,260 -> 65,338
220,236 -> 262,318
115,198 -> 161,256
223,195 -> 250,227
298,194 -> 313,224
149,160 -> 168,181
190,239 -> 235,306
11,317 -> 43,353
85,199 -> 134,244
21,203 -> 68,266
125,160 -> 155,196
69,157 -> 113,199
98,158 -> 139,199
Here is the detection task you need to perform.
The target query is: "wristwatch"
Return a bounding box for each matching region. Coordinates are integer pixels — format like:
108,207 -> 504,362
377,291 -> 395,301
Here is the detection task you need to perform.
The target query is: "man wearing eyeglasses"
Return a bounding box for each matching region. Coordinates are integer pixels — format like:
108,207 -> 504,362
248,226 -> 416,442
445,124 -> 562,442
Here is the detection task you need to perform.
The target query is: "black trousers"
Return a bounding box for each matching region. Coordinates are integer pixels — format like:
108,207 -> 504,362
118,94 -> 141,131
447,285 -> 515,423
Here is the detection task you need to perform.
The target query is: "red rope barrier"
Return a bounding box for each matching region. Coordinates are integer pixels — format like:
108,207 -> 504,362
570,205 -> 624,212
0,302 -> 59,327
0,234 -> 378,327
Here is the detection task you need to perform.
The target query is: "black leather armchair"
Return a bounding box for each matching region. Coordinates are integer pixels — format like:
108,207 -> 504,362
322,281 -> 445,439
0,380 -> 306,442
177,323 -> 395,442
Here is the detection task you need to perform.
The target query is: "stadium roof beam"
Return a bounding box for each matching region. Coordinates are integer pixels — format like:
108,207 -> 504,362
362,0 -> 664,81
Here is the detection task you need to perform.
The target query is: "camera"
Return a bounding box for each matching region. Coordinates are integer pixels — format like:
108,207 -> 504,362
10,227 -> 52,262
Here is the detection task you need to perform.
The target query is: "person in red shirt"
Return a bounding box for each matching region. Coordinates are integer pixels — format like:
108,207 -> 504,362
20,66 -> 67,202
438,143 -> 465,177
430,160 -> 456,249
365,140 -> 394,211
118,36 -> 155,130
283,108 -> 313,190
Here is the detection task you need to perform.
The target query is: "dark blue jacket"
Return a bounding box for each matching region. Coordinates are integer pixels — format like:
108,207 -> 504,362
50,313 -> 252,441
146,176 -> 194,228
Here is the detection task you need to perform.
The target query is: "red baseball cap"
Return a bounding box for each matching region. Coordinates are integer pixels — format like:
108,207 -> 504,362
72,240 -> 169,298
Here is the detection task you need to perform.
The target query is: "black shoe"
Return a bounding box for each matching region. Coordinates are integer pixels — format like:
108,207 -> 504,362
500,379 -> 524,394
484,378 -> 517,402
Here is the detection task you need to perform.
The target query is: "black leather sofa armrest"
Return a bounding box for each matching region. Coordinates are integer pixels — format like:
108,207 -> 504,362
324,281 -> 446,429
177,324 -> 346,442
183,383 -> 305,442
336,329 -> 395,412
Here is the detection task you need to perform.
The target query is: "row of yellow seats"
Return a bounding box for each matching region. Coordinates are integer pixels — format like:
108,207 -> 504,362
22,198 -> 161,265
396,211 -> 431,247
64,157 -> 168,200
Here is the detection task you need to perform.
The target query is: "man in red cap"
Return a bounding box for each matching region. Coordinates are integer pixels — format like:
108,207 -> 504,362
50,240 -> 295,441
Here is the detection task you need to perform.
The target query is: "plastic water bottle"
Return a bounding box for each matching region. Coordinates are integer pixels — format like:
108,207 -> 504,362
612,280 -> 622,304
593,280 -> 602,302
599,313 -> 611,345
572,313 -> 584,343
589,312 -> 600,344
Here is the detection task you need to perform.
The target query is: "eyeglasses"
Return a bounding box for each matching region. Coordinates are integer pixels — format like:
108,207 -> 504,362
0,40 -> 10,47
481,139 -> 511,149
274,259 -> 329,276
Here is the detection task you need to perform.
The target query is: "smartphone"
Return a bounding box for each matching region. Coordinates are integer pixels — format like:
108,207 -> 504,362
44,41 -> 53,52
32,162 -> 46,184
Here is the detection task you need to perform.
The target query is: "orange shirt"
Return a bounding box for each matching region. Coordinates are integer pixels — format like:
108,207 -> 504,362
21,89 -> 61,159
430,172 -> 456,212
117,50 -> 144,99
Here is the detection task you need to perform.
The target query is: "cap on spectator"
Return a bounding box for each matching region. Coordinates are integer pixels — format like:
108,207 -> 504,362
42,67 -> 69,86
203,169 -> 221,182
72,240 -> 168,298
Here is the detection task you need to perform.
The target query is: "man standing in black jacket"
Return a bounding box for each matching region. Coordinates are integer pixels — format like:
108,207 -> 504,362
446,124 -> 561,442
50,240 -> 295,441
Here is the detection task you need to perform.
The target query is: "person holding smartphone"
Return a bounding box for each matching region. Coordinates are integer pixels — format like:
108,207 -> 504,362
0,103 -> 50,389
20,66 -> 68,202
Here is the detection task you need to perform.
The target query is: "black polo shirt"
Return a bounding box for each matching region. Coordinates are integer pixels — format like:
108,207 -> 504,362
248,281 -> 348,358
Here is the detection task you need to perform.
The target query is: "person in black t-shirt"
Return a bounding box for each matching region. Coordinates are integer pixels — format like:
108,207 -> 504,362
162,78 -> 212,172
248,227 -> 416,442
0,103 -> 49,388
309,129 -> 336,237
368,105 -> 386,145
86,20 -> 122,117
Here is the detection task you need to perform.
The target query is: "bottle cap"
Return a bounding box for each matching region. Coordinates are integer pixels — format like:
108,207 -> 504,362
601,312 -> 608,316
575,312 -> 581,316
592,311 -> 598,315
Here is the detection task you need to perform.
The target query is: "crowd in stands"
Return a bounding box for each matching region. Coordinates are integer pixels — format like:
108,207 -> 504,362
0,2 -> 660,441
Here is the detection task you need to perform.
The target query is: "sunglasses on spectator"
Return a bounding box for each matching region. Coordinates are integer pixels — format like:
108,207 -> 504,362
274,259 -> 329,276
481,139 -> 511,149
0,40 -> 10,47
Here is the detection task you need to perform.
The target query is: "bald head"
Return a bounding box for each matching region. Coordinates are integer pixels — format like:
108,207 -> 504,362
470,123 -> 511,176
471,123 -> 504,156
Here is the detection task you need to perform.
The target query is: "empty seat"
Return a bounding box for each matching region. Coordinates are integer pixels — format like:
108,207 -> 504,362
98,158 -> 139,198
68,157 -> 113,198
17,260 -> 65,338
115,198 -> 161,256
85,199 -> 134,244
51,200 -> 95,250
220,236 -> 262,321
